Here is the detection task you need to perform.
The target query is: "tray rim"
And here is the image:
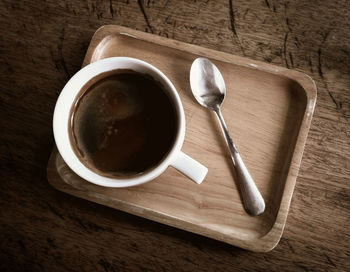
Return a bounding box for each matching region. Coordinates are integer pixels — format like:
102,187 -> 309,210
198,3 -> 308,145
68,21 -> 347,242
48,25 -> 317,252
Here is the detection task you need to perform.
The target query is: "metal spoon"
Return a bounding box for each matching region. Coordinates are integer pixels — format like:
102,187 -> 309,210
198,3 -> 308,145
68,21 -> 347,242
190,57 -> 265,216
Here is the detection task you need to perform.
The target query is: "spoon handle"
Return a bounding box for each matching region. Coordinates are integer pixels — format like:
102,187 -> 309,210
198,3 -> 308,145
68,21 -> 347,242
214,109 -> 265,216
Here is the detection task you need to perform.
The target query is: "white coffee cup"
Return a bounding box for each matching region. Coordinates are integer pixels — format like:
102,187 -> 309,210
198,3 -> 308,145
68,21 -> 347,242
53,57 -> 208,187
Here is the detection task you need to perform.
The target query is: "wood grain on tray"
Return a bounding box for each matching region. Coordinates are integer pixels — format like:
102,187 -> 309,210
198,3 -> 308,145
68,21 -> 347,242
47,26 -> 316,252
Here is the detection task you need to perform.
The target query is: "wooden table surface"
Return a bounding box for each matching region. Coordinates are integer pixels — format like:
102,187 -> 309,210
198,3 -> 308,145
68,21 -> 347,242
1,0 -> 349,271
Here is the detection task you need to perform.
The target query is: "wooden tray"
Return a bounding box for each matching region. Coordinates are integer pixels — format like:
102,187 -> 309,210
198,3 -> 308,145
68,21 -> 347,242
47,25 -> 317,252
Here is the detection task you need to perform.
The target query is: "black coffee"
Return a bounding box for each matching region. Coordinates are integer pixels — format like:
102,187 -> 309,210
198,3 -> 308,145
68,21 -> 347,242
69,70 -> 177,177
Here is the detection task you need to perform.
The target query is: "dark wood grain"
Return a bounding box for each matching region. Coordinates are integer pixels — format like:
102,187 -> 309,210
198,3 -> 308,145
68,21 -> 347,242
0,0 -> 349,271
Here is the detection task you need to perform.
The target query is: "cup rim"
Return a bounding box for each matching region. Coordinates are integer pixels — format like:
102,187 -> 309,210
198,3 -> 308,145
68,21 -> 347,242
53,57 -> 185,187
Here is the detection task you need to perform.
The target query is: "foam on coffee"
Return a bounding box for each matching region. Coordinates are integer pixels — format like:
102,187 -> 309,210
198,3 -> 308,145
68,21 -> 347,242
69,70 -> 177,178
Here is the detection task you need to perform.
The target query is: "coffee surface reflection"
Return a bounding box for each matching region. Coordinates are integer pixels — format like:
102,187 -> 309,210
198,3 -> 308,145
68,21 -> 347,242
69,70 -> 177,178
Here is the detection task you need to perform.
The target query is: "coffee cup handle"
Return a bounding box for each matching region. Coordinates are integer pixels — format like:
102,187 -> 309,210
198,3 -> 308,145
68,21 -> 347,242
170,151 -> 208,184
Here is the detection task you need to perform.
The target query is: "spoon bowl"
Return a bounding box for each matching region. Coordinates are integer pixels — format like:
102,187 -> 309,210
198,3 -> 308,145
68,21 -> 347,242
190,58 -> 225,110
